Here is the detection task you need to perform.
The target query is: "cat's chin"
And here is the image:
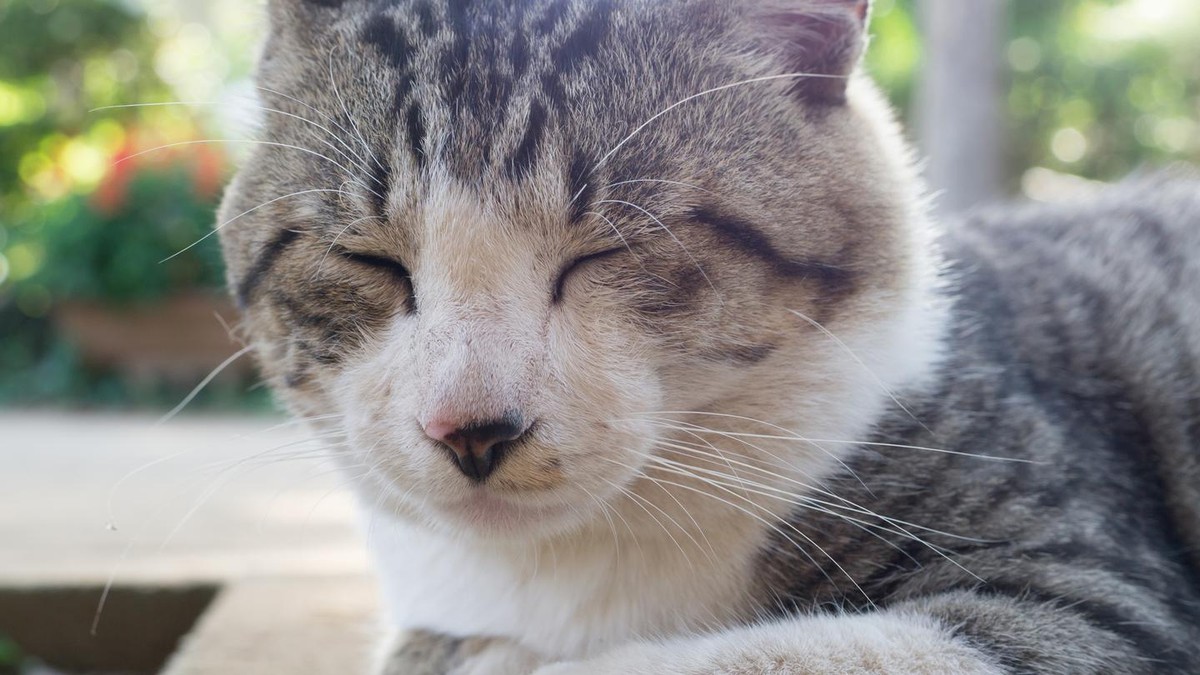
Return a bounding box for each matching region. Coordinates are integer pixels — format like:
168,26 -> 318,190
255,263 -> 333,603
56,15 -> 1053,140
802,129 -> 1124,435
425,489 -> 585,540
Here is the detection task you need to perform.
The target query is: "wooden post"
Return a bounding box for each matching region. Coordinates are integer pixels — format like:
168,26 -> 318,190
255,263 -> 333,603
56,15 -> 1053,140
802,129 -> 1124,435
916,0 -> 1006,214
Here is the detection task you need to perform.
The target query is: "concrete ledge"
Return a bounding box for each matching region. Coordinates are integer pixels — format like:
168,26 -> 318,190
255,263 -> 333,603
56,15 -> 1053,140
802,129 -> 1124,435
161,576 -> 381,675
3,414 -> 377,673
0,584 -> 217,674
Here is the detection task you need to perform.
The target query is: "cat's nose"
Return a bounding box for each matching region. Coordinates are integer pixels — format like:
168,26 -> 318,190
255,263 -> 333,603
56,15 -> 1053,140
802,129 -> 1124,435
423,415 -> 529,482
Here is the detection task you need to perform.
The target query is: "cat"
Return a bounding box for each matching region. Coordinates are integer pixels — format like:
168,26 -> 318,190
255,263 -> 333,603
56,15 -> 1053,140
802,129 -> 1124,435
216,0 -> 1200,672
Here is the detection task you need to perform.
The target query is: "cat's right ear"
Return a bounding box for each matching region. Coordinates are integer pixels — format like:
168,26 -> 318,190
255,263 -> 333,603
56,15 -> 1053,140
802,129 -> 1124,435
266,0 -> 343,34
744,0 -> 871,105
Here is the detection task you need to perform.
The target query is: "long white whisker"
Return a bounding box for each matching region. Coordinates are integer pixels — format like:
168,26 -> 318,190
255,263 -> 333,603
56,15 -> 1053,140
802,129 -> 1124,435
93,100 -> 379,185
157,346 -> 255,425
313,213 -> 389,279
788,308 -> 931,434
592,71 -> 843,172
116,139 -> 367,192
633,411 -> 1034,464
330,45 -> 386,175
643,417 -> 857,492
601,477 -> 696,570
163,187 -> 349,263
647,436 -> 982,543
605,454 -> 869,606
605,178 -> 712,194
644,451 -> 940,567
643,448 -> 985,579
581,210 -> 636,258
597,198 -> 719,299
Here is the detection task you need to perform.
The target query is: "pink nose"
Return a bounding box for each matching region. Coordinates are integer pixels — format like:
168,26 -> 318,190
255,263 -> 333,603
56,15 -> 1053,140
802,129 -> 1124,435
423,415 -> 529,482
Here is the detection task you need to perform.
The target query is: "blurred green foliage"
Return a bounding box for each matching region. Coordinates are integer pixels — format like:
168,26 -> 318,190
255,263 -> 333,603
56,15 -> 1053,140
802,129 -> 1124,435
0,0 -> 246,409
33,157 -> 226,303
1005,1 -> 1200,183
0,633 -> 20,675
866,0 -> 1200,185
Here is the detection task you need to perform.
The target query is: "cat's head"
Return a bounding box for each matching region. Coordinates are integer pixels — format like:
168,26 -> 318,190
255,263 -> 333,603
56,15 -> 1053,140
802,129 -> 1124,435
219,0 -> 938,540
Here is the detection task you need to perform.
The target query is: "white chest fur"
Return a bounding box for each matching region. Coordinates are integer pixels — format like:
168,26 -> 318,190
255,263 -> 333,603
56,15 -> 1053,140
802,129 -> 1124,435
366,510 -> 765,659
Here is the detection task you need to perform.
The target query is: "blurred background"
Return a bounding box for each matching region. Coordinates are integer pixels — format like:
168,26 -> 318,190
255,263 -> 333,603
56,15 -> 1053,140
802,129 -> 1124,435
0,0 -> 1198,411
0,1 -> 1197,673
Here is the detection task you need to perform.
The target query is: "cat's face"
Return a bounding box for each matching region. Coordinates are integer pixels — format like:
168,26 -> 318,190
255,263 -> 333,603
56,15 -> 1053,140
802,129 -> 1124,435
220,0 -> 933,540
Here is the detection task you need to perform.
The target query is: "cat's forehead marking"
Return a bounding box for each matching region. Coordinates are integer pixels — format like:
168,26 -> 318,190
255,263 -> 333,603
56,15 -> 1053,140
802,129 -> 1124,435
356,0 -> 615,189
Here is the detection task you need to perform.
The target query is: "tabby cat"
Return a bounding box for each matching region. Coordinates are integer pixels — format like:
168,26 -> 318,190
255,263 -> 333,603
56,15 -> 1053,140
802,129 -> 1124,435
217,0 -> 1200,672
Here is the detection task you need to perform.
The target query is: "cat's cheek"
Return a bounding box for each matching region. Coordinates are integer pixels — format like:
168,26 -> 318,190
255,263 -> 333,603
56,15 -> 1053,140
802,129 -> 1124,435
322,324 -> 428,471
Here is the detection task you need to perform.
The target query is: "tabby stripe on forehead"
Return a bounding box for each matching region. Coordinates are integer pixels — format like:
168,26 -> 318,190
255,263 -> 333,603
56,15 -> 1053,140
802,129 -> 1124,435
690,207 -> 858,296
235,228 -> 301,309
441,0 -> 473,92
509,101 -> 546,178
407,104 -> 426,168
568,152 -> 595,223
552,1 -> 612,73
510,33 -> 530,78
370,155 -> 392,214
363,11 -> 411,69
414,2 -> 437,35
536,1 -> 569,34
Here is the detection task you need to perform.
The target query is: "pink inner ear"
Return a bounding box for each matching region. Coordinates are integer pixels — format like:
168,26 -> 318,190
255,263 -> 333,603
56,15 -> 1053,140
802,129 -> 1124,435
758,0 -> 869,103
853,0 -> 869,23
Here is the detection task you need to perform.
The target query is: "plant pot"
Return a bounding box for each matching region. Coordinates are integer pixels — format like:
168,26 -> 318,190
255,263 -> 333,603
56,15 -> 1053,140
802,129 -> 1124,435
53,293 -> 253,387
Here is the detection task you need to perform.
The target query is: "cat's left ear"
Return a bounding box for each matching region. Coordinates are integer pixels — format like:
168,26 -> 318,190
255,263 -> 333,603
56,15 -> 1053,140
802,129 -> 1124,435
748,0 -> 871,104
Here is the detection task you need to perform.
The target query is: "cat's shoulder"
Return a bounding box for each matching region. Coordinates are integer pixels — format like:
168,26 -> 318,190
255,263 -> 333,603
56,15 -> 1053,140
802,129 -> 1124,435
932,167 -> 1200,406
944,167 -> 1200,272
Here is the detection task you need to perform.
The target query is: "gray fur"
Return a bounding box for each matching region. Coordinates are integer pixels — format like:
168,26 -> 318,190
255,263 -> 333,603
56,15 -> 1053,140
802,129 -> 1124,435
217,0 -> 1200,672
756,174 -> 1200,673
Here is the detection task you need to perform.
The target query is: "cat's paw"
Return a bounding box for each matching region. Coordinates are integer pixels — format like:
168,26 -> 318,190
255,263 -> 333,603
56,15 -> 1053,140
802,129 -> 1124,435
449,635 -> 548,675
375,630 -> 462,675
530,645 -> 678,675
375,630 -> 548,675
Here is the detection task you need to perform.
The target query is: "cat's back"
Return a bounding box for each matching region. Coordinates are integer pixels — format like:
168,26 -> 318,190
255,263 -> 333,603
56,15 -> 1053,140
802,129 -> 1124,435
943,170 -> 1200,570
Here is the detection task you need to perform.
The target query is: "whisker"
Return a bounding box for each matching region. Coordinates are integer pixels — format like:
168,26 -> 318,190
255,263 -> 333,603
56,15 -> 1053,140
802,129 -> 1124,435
93,100 -> 380,185
604,454 -> 869,606
596,198 -> 720,300
313,213 -> 390,279
601,477 -> 697,570
157,346 -> 255,424
644,451 -> 933,568
639,418 -> 851,491
163,187 -> 350,263
647,436 -> 985,546
581,210 -> 637,259
604,178 -> 712,194
592,71 -> 844,173
577,484 -> 625,564
330,45 -> 386,176
256,84 -> 381,174
788,308 -> 931,434
633,411 -> 1035,463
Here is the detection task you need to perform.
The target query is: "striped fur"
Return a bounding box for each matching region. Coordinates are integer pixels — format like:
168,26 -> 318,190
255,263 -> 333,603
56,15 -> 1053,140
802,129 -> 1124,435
217,0 -> 1200,673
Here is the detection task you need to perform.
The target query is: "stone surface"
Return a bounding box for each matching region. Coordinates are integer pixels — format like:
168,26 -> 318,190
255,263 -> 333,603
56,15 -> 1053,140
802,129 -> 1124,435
0,412 -> 370,585
0,412 -> 382,673
160,576 -> 381,675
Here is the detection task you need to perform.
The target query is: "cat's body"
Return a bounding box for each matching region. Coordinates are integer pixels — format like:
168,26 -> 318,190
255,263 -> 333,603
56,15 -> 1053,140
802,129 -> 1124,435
217,0 -> 1200,672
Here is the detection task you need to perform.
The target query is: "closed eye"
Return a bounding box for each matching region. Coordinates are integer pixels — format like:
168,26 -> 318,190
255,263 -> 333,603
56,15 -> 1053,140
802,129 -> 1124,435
337,248 -> 417,312
553,247 -> 628,304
